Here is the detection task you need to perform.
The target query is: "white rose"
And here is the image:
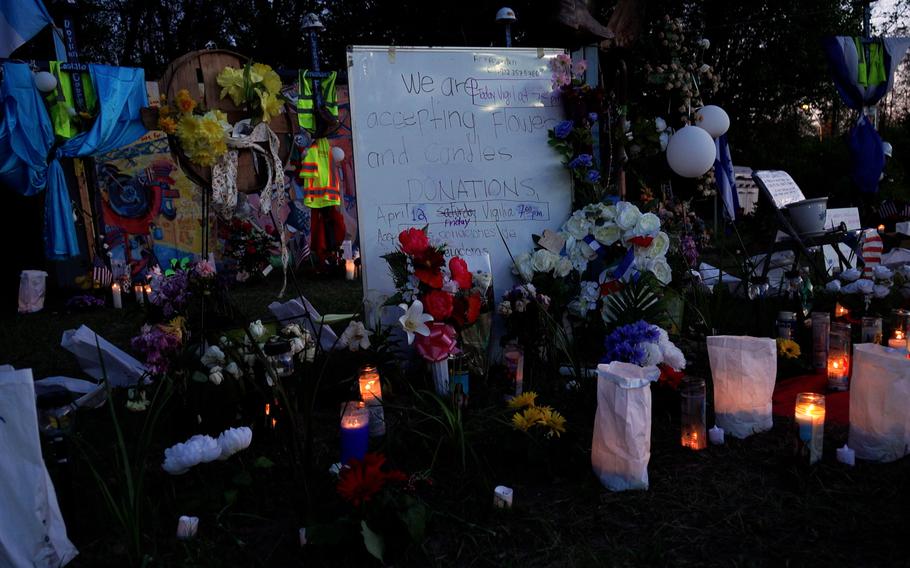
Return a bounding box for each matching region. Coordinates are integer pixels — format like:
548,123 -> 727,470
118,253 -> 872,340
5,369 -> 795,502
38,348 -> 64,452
615,202 -> 642,231
840,268 -> 861,282
555,256 -> 573,277
593,223 -> 621,245
577,240 -> 598,260
633,212 -> 661,237
532,249 -> 558,273
217,426 -> 253,460
224,361 -> 242,379
873,265 -> 893,280
601,205 -> 617,221
564,214 -> 592,239
648,258 -> 673,285
655,117 -> 667,132
842,281 -> 859,294
856,278 -> 875,294
249,320 -> 266,340
825,280 -> 842,293
208,366 -> 224,386
646,231 -> 670,258
201,345 -> 225,367
512,252 -> 534,281
873,284 -> 891,298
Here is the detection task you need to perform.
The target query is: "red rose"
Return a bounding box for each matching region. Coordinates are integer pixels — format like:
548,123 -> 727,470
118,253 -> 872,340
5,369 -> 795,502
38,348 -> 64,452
423,289 -> 454,320
399,227 -> 430,256
627,235 -> 654,248
241,221 -> 253,232
265,224 -> 275,235
658,363 -> 685,390
465,293 -> 482,324
449,257 -> 472,289
413,247 -> 445,288
452,293 -> 482,326
414,323 -> 457,362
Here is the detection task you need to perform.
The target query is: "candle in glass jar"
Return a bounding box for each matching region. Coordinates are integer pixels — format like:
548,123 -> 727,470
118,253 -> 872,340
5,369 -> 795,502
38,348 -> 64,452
794,393 -> 825,465
133,284 -> 145,304
888,330 -> 907,350
144,284 -> 152,298
358,365 -> 385,437
340,402 -> 370,465
111,282 -> 123,309
834,303 -> 849,318
345,259 -> 356,280
826,356 -> 848,381
503,344 -> 524,396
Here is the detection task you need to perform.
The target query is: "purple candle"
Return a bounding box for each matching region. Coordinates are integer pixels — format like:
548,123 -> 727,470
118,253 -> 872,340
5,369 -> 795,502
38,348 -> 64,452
340,402 -> 370,465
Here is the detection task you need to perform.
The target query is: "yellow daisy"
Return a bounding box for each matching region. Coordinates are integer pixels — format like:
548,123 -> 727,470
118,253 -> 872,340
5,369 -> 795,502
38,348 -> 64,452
507,391 -> 538,409
538,407 -> 567,438
777,338 -> 801,360
175,89 -> 197,113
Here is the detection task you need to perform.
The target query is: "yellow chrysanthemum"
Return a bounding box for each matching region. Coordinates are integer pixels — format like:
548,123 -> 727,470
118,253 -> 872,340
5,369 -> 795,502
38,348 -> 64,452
538,406 -> 567,438
158,104 -> 172,117
157,116 -> 177,135
159,316 -> 186,342
175,89 -> 197,113
507,391 -> 538,409
777,338 -> 801,360
252,63 -> 282,95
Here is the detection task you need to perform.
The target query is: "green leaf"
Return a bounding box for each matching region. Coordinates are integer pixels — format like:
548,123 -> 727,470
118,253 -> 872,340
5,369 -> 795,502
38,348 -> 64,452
253,456 -> 275,469
232,470 -> 253,487
191,371 -> 209,383
317,314 -> 356,324
398,498 -> 427,543
361,520 -> 385,561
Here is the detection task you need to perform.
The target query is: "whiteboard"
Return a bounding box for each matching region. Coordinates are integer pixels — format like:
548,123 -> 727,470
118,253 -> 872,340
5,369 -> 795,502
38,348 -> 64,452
348,46 -> 572,305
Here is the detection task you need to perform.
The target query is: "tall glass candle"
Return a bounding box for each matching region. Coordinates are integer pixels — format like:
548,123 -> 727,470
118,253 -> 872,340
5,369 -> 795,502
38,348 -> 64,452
358,365 -> 385,437
133,284 -> 145,305
340,402 -> 370,465
861,316 -> 882,344
111,282 -> 123,309
680,377 -> 707,450
345,259 -> 356,280
811,312 -> 830,371
794,392 -> 825,465
827,322 -> 851,391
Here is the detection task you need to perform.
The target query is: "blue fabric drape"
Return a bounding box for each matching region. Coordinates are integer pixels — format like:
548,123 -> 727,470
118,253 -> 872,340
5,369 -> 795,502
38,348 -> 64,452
0,62 -> 147,258
849,115 -> 885,194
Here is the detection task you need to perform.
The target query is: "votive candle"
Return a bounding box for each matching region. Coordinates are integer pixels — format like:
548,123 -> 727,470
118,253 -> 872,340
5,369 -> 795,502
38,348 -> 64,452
133,284 -> 144,304
794,392 -> 825,465
340,402 -> 370,465
358,365 -> 385,437
345,259 -> 356,281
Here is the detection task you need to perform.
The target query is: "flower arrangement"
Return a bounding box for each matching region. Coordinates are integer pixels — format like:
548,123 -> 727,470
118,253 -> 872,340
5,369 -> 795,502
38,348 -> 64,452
823,265 -> 900,315
216,62 -> 284,123
65,294 -> 106,310
147,264 -> 191,318
601,320 -> 686,386
384,227 -> 488,363
220,218 -> 278,281
507,391 -> 567,438
131,322 -> 183,376
157,89 -> 230,167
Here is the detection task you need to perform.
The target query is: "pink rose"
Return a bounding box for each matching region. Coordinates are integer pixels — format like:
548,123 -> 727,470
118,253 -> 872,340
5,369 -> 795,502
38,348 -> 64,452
414,323 -> 457,362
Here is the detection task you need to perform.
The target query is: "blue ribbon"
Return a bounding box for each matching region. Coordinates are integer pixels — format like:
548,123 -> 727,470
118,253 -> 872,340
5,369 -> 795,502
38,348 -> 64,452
612,247 -> 636,280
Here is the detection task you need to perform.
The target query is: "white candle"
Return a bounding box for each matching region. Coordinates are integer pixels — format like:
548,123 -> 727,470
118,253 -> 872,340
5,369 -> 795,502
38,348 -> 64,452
836,444 -> 855,466
133,284 -> 145,304
794,393 -> 826,465
493,485 -> 513,508
345,259 -> 356,280
111,282 -> 123,309
709,425 -> 725,445
888,334 -> 907,350
299,527 -> 307,547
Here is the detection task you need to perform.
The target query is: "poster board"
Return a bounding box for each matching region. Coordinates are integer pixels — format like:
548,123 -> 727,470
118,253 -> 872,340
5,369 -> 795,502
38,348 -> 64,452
347,46 -> 572,305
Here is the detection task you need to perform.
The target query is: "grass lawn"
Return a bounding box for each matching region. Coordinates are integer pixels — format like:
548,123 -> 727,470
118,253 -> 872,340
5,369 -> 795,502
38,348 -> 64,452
2,271 -> 908,567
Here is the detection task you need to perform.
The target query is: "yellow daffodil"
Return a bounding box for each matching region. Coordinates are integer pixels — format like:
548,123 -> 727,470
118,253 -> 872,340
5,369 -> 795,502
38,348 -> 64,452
259,91 -> 283,122
507,391 -> 538,409
175,89 -> 197,113
216,66 -> 247,106
252,62 -> 282,95
777,338 -> 801,360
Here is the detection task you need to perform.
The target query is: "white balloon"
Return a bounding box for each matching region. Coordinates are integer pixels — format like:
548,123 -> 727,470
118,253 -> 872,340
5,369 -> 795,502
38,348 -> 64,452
33,71 -> 58,93
694,105 -> 730,138
666,125 -> 716,178
331,146 -> 345,162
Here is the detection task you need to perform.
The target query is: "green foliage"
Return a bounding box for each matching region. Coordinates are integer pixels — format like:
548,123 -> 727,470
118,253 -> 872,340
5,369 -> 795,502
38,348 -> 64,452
601,274 -> 670,329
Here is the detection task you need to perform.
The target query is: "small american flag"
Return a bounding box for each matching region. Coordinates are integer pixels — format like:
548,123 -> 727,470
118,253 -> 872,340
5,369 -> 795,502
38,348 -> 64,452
92,256 -> 112,288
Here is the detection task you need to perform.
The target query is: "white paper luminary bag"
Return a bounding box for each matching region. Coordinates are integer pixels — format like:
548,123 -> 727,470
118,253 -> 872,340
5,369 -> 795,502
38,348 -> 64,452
707,336 -> 777,439
18,270 -> 48,313
592,362 -> 660,491
848,344 -> 910,463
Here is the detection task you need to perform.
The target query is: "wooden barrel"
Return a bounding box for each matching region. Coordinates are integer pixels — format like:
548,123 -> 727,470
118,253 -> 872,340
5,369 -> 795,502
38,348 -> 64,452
158,49 -> 294,193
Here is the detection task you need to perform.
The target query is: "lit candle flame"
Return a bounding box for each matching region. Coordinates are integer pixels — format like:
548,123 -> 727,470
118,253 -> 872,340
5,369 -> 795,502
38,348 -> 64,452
265,403 -> 270,416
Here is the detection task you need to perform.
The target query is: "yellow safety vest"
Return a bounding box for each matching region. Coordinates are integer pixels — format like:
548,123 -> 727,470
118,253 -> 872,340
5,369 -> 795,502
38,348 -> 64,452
297,70 -> 338,132
300,138 -> 340,208
45,61 -> 97,139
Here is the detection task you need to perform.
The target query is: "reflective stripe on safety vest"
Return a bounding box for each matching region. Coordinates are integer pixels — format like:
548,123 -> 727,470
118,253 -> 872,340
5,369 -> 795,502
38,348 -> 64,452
297,70 -> 338,132
300,138 -> 340,208
46,61 -> 97,139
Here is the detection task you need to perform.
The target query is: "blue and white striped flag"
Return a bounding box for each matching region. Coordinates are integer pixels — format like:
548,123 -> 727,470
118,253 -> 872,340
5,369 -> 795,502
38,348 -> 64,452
0,0 -> 54,57
714,134 -> 739,221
